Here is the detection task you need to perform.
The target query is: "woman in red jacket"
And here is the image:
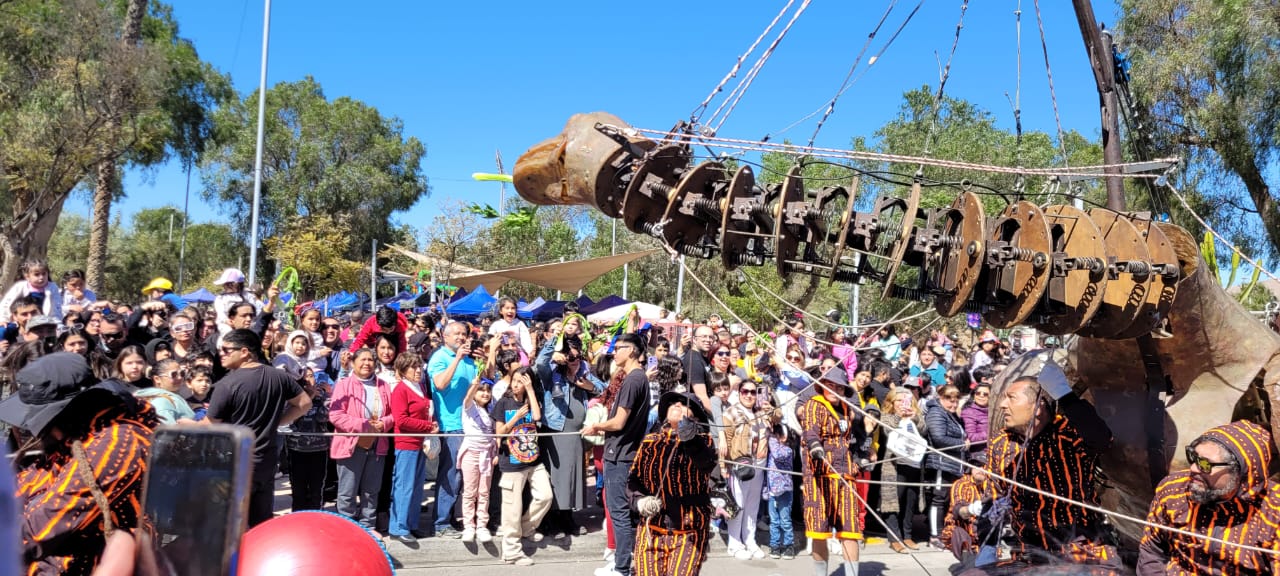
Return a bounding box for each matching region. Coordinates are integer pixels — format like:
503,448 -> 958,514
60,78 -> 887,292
389,351 -> 437,543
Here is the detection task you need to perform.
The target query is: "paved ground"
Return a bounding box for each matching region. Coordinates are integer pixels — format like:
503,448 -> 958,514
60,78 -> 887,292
271,475 -> 959,575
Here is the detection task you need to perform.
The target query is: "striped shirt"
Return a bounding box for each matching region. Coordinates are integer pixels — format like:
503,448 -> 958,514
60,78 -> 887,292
629,428 -> 717,531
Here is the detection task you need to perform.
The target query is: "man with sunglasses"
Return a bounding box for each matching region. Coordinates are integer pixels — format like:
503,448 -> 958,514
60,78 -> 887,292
681,326 -> 717,412
982,350 -> 1120,570
1138,420 -> 1280,576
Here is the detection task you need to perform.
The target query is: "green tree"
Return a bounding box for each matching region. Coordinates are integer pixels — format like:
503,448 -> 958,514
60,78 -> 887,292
1119,1 -> 1280,257
86,0 -> 233,294
265,214 -> 364,300
46,206 -> 238,301
200,76 -> 429,268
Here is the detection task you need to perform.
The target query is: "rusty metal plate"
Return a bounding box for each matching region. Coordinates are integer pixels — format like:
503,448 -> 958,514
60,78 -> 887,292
718,165 -> 759,270
983,201 -> 1053,328
773,166 -> 807,277
880,181 -> 922,300
1033,204 -> 1109,335
620,145 -> 688,235
1078,209 -> 1151,339
1115,219 -> 1179,339
826,176 -> 861,285
659,162 -> 726,254
933,192 -> 986,317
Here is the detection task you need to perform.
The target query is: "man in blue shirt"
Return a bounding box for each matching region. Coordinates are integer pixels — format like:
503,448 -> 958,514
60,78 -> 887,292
427,320 -> 478,538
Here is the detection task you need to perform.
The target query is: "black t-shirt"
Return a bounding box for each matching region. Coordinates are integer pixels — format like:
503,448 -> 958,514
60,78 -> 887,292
491,395 -> 541,472
683,348 -> 710,387
604,367 -> 651,464
208,365 -> 304,483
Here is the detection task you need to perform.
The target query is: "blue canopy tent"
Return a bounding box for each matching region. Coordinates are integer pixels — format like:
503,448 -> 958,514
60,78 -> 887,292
528,300 -> 566,321
579,295 -> 629,316
520,297 -> 545,313
182,288 -> 216,303
445,284 -> 497,318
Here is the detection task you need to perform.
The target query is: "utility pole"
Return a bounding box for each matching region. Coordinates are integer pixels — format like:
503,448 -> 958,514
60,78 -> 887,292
1072,0 -> 1125,211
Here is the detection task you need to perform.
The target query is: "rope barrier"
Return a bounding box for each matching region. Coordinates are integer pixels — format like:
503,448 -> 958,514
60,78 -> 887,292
677,257 -> 1280,557
740,272 -> 938,332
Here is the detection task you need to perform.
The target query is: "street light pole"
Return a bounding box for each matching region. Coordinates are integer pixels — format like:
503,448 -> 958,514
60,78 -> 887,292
247,0 -> 271,286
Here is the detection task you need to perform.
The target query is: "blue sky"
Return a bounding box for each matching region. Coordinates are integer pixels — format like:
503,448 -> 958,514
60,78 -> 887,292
71,0 -> 1123,239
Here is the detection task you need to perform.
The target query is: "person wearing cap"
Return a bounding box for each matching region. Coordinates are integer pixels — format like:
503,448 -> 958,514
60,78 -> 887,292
1138,420 -> 1280,576
140,277 -> 188,312
212,268 -> 262,335
797,367 -> 870,576
980,350 -> 1120,570
1,353 -> 159,575
968,330 -> 1000,380
628,391 -> 718,576
24,315 -> 59,347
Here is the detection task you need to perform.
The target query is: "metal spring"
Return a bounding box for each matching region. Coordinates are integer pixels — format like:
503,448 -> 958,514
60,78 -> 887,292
888,285 -> 932,302
689,196 -> 721,216
832,269 -> 862,283
647,181 -> 675,198
1001,246 -> 1040,261
957,300 -> 989,314
640,221 -> 662,237
728,252 -> 767,267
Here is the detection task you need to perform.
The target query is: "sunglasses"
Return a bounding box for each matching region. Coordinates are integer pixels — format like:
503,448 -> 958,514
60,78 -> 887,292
219,346 -> 244,355
943,395 -> 961,401
739,388 -> 758,395
323,324 -> 341,330
101,332 -> 124,341
786,355 -> 803,362
1185,445 -> 1234,475
974,391 -> 990,397
172,323 -> 194,333
715,351 -> 731,357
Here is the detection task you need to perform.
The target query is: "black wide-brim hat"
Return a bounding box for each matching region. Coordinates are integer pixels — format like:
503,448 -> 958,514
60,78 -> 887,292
0,353 -> 97,436
657,391 -> 710,424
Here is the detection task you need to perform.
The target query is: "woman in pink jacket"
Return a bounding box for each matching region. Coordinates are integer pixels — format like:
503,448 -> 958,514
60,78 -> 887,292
329,348 -> 395,534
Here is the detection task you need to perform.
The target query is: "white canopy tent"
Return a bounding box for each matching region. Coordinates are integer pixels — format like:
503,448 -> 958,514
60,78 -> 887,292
586,301 -> 668,324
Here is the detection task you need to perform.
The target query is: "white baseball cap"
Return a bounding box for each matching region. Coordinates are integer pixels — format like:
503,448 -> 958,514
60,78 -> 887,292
214,268 -> 246,286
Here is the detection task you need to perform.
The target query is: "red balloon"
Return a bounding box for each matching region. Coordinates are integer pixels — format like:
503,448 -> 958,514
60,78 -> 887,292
237,511 -> 393,576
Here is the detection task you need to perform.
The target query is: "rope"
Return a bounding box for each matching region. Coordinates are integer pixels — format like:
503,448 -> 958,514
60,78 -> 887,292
919,0 -> 970,164
620,125 -> 1177,179
678,258 -> 1280,557
1031,0 -> 1073,190
709,0 -> 813,135
740,273 -> 938,331
690,0 -> 796,127
803,1 -> 921,149
1164,180 -> 1280,285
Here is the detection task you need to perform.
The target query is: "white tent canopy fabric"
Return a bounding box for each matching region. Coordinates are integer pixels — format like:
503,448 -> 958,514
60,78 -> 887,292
587,301 -> 668,324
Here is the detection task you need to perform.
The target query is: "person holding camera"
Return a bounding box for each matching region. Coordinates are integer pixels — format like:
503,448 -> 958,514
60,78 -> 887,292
798,367 -> 869,576
427,320 -> 481,538
535,333 -> 605,539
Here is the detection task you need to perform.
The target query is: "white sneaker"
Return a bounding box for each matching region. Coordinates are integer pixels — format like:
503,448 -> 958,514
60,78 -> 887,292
460,527 -> 475,542
602,548 -> 615,562
734,549 -> 753,561
726,544 -> 744,557
594,566 -> 625,576
749,548 -> 765,560
529,532 -> 545,543
476,527 -> 493,543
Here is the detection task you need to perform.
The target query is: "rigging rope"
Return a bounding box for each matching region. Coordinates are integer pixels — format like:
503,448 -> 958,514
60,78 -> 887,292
1031,0 -> 1074,205
918,0 -> 971,166
803,1 -> 919,149
690,0 -> 797,127
709,0 -> 814,135
622,125 -> 1176,179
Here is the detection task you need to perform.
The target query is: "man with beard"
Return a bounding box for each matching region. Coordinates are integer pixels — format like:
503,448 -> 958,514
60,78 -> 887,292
1138,420 -> 1280,575
979,350 -> 1122,571
96,315 -> 129,361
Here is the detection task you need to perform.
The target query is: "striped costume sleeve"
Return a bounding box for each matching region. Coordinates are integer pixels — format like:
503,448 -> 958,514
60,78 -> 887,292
20,422 -> 151,561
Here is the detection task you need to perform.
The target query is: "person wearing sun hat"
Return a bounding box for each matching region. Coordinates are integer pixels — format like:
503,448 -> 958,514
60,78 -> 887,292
0,353 -> 158,575
797,367 -> 870,576
629,391 -> 717,576
212,268 -> 263,335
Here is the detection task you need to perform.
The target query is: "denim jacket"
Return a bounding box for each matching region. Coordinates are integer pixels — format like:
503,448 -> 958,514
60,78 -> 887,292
534,338 -> 604,431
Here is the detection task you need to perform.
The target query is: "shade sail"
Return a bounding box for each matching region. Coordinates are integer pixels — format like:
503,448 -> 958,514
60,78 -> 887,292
447,250 -> 660,293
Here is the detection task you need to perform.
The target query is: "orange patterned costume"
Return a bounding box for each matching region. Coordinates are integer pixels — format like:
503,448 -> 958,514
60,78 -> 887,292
798,394 -> 868,541
984,393 -> 1121,567
940,471 -> 997,559
1137,420 -> 1280,576
17,396 -> 157,575
629,424 -> 717,576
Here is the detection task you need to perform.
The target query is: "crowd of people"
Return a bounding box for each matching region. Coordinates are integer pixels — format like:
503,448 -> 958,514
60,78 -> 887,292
1,257 -> 1277,576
